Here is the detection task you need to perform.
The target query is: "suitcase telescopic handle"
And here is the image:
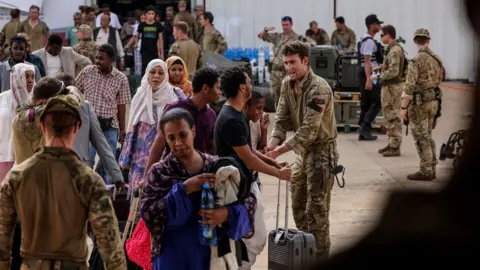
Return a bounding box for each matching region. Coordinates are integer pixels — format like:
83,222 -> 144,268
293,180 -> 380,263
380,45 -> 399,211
274,179 -> 289,241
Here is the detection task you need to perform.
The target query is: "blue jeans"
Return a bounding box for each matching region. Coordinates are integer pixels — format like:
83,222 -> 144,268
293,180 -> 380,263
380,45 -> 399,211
90,128 -> 118,184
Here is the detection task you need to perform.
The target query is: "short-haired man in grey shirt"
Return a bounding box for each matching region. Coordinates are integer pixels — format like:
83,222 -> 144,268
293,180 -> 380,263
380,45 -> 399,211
357,14 -> 383,141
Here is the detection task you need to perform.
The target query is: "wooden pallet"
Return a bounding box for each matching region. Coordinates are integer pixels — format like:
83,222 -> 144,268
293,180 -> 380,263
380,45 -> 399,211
334,92 -> 361,101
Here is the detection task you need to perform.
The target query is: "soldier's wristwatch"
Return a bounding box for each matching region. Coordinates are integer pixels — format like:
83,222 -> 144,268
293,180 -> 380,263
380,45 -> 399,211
401,107 -> 408,110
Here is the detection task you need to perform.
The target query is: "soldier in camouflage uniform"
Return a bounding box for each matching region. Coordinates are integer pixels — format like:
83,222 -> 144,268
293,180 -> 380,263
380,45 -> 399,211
73,24 -> 98,76
169,22 -> 203,80
331,16 -> 357,54
265,41 -> 339,259
401,29 -> 443,181
0,95 -> 126,270
373,25 -> 406,157
12,77 -> 84,164
194,5 -> 204,43
199,12 -> 228,54
175,1 -> 198,41
258,16 -> 315,108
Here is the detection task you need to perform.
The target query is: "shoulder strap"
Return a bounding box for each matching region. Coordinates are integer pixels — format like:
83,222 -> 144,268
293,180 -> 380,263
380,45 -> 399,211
361,36 -> 373,42
421,51 -> 443,68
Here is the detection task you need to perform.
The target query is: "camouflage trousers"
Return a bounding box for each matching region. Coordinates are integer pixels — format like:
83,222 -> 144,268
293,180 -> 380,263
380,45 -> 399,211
291,143 -> 339,260
381,84 -> 403,148
408,100 -> 438,174
270,70 -> 286,108
21,259 -> 88,270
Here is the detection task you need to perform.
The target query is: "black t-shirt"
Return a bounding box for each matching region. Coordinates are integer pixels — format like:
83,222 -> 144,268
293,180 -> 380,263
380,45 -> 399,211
214,105 -> 253,177
137,22 -> 164,55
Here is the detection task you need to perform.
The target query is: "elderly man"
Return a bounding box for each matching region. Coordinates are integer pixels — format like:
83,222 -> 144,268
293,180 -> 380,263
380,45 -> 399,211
95,3 -> 121,29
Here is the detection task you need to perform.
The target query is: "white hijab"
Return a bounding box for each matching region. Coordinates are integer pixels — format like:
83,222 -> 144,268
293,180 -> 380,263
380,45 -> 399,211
10,63 -> 35,108
127,59 -> 178,130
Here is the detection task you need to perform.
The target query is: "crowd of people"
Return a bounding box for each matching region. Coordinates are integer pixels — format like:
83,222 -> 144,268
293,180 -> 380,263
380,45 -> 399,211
0,1 -> 444,270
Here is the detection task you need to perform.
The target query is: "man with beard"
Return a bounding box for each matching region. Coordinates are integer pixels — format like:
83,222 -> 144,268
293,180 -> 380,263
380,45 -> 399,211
199,12 -> 228,54
357,14 -> 384,141
265,41 -> 339,260
0,36 -> 41,92
214,67 -> 291,182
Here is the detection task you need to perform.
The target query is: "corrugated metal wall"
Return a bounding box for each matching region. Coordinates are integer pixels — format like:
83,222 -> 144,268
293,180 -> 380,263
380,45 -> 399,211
207,0 -> 476,79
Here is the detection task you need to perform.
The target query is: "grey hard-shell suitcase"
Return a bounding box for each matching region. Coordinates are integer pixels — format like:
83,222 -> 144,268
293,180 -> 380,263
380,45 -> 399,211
268,179 -> 316,269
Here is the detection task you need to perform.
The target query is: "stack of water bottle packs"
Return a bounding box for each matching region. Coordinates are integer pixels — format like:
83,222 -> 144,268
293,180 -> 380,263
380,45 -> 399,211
224,47 -> 273,85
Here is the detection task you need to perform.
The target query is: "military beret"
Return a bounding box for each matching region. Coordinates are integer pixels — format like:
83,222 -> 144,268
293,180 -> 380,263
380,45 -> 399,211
78,24 -> 92,35
178,1 -> 187,6
40,94 -> 82,126
414,28 -> 430,39
194,5 -> 204,11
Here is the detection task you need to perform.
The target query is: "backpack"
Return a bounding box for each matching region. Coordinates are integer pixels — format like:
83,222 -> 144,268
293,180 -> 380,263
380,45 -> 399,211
386,44 -> 409,77
357,36 -> 385,64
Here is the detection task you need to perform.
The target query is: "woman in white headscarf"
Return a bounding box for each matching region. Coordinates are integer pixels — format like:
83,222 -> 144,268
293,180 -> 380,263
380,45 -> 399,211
0,63 -> 35,182
119,59 -> 185,190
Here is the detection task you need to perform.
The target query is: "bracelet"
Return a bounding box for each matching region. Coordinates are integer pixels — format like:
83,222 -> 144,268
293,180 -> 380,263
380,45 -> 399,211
401,107 -> 408,110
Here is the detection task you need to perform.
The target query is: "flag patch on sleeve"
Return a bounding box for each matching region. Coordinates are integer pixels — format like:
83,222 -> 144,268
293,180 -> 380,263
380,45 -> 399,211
307,98 -> 325,112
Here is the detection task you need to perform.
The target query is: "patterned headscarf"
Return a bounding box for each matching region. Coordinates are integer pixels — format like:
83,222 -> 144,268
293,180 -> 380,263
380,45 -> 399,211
10,63 -> 35,108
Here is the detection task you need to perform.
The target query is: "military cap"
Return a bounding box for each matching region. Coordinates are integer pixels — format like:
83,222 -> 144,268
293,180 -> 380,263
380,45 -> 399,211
178,1 -> 187,7
414,28 -> 431,39
194,5 -> 204,11
78,24 -> 92,35
40,95 -> 82,126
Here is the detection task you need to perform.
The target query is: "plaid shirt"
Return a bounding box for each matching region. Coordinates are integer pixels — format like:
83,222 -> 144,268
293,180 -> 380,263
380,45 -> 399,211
76,65 -> 131,128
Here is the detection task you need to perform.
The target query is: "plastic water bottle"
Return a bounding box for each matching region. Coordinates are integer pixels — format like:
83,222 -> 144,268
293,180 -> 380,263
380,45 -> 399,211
373,71 -> 379,85
337,44 -> 343,51
258,47 -> 265,69
199,183 -> 217,246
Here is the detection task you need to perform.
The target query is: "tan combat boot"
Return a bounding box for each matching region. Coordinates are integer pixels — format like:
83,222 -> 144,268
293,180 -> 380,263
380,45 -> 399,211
378,145 -> 390,154
382,147 -> 401,157
407,171 -> 434,181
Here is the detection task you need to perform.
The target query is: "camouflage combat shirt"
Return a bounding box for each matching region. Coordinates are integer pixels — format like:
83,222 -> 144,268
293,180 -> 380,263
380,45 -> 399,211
271,69 -> 338,154
0,147 -> 126,269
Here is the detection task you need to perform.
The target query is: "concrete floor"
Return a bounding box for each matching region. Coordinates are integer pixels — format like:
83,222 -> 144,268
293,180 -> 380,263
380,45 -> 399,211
251,82 -> 473,269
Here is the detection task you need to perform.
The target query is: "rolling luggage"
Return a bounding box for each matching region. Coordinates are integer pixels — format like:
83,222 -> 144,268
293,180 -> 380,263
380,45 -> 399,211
268,179 -> 316,270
